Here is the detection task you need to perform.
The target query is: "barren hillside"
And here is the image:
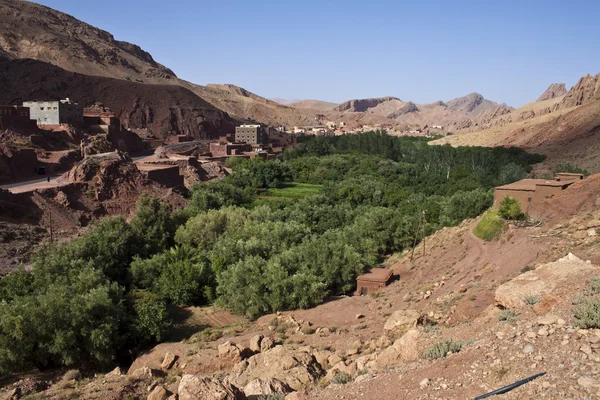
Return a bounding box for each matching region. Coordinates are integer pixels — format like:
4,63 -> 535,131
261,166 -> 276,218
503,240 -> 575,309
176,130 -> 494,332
287,100 -> 338,111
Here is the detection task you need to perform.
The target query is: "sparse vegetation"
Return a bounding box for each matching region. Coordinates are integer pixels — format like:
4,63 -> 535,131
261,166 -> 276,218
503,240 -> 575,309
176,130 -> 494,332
498,309 -> 517,323
524,295 -> 541,305
573,277 -> 600,329
257,395 -> 285,400
473,211 -> 505,241
553,162 -> 590,177
520,265 -> 536,274
574,298 -> 600,329
331,372 -> 353,384
422,339 -> 463,359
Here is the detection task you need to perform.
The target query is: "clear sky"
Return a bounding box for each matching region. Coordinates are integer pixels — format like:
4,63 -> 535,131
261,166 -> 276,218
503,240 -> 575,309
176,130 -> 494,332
33,0 -> 600,107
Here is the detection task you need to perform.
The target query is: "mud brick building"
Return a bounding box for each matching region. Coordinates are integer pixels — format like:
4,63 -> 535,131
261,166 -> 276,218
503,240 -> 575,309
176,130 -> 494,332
493,173 -> 584,217
355,268 -> 393,296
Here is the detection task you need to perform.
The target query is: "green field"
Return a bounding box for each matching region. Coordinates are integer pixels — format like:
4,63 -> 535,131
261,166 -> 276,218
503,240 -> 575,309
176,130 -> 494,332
473,211 -> 505,241
261,182 -> 323,200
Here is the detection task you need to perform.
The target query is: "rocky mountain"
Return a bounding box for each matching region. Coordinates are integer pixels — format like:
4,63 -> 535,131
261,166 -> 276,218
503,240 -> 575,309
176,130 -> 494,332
537,83 -> 567,102
287,100 -> 338,111
334,97 -> 402,113
0,0 -> 175,83
559,73 -> 600,108
0,56 -> 234,139
434,71 -> 600,174
445,92 -> 500,115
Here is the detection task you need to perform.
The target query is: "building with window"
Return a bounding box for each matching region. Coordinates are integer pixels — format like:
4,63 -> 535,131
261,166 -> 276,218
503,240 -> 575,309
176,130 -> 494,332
235,124 -> 268,144
22,98 -> 83,126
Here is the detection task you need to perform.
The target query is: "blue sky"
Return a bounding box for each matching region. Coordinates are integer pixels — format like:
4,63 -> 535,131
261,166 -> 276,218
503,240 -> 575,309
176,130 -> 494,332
34,0 -> 600,107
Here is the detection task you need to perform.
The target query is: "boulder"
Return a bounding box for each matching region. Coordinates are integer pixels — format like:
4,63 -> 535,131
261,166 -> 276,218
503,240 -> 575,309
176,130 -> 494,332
230,345 -> 324,391
148,385 -> 171,400
161,352 -> 178,370
533,295 -> 559,316
312,350 -> 335,369
383,310 -> 420,337
249,335 -> 263,353
260,336 -> 275,352
324,361 -> 357,382
495,254 -> 597,308
375,329 -> 421,369
219,341 -> 243,361
243,378 -> 293,399
178,374 -> 246,400
130,366 -> 157,379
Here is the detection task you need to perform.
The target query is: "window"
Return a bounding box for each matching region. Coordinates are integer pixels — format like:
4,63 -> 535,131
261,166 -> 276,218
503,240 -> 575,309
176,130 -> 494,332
53,107 -> 58,110
40,107 -> 44,110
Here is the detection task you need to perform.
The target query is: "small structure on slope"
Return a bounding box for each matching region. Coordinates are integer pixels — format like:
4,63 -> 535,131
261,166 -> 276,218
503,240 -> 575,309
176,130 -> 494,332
355,268 -> 393,296
493,173 -> 583,217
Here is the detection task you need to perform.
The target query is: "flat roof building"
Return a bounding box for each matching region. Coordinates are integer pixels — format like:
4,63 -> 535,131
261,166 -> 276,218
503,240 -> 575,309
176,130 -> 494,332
23,98 -> 83,126
493,174 -> 584,217
355,268 -> 393,296
235,124 -> 268,145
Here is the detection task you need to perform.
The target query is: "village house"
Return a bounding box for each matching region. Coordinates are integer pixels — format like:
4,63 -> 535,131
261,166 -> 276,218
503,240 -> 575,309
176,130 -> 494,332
83,109 -> 119,134
235,124 -> 268,144
493,173 -> 584,217
23,98 -> 83,126
355,268 -> 393,296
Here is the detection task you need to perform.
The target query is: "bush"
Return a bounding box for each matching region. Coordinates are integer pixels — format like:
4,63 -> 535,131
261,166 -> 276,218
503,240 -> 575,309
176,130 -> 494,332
130,194 -> 175,258
125,290 -> 172,347
422,340 -> 463,359
574,297 -> 600,329
473,211 -> 505,241
524,295 -> 541,305
0,267 -> 122,373
498,309 -> 517,323
498,196 -> 524,220
331,372 -> 353,384
553,162 -> 590,177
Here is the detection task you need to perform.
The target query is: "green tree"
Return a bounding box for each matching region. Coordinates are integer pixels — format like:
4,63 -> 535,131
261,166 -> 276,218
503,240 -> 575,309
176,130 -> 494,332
498,196 -> 524,220
125,290 -> 171,347
130,194 -> 175,258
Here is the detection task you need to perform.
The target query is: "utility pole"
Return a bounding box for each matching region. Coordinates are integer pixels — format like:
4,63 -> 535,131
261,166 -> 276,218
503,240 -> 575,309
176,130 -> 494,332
422,210 -> 427,258
49,208 -> 53,245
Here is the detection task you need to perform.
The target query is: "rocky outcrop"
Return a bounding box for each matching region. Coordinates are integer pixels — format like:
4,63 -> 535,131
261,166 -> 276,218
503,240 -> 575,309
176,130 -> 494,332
178,375 -> 246,400
388,102 -> 419,118
334,97 -> 402,113
375,329 -> 421,369
559,73 -> 600,108
495,253 -> 597,308
446,93 -> 499,115
537,83 -> 567,102
230,346 -> 324,391
383,309 -> 421,337
243,378 -> 293,399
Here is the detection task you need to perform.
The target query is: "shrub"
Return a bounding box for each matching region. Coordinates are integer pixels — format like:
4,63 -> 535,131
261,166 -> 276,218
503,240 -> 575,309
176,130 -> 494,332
422,340 -> 463,359
331,372 -> 353,384
573,297 -> 600,329
520,265 -> 535,274
125,290 -> 172,347
257,395 -> 285,400
524,295 -> 541,305
130,194 -> 175,258
498,196 -> 524,220
553,162 -> 590,177
586,277 -> 600,294
473,211 -> 505,241
498,309 -> 517,323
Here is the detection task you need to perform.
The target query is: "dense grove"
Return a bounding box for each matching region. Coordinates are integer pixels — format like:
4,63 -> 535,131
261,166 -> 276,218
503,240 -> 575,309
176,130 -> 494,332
0,132 -> 544,373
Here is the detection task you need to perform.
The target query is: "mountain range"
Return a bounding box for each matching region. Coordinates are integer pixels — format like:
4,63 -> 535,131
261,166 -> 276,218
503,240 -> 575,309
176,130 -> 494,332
0,0 -> 599,169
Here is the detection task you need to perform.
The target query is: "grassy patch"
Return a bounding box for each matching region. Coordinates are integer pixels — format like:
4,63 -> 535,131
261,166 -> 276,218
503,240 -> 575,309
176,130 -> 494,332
498,309 -> 517,323
261,182 -> 323,200
473,211 -> 505,241
422,339 -> 463,359
331,372 -> 353,385
524,295 -> 541,305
